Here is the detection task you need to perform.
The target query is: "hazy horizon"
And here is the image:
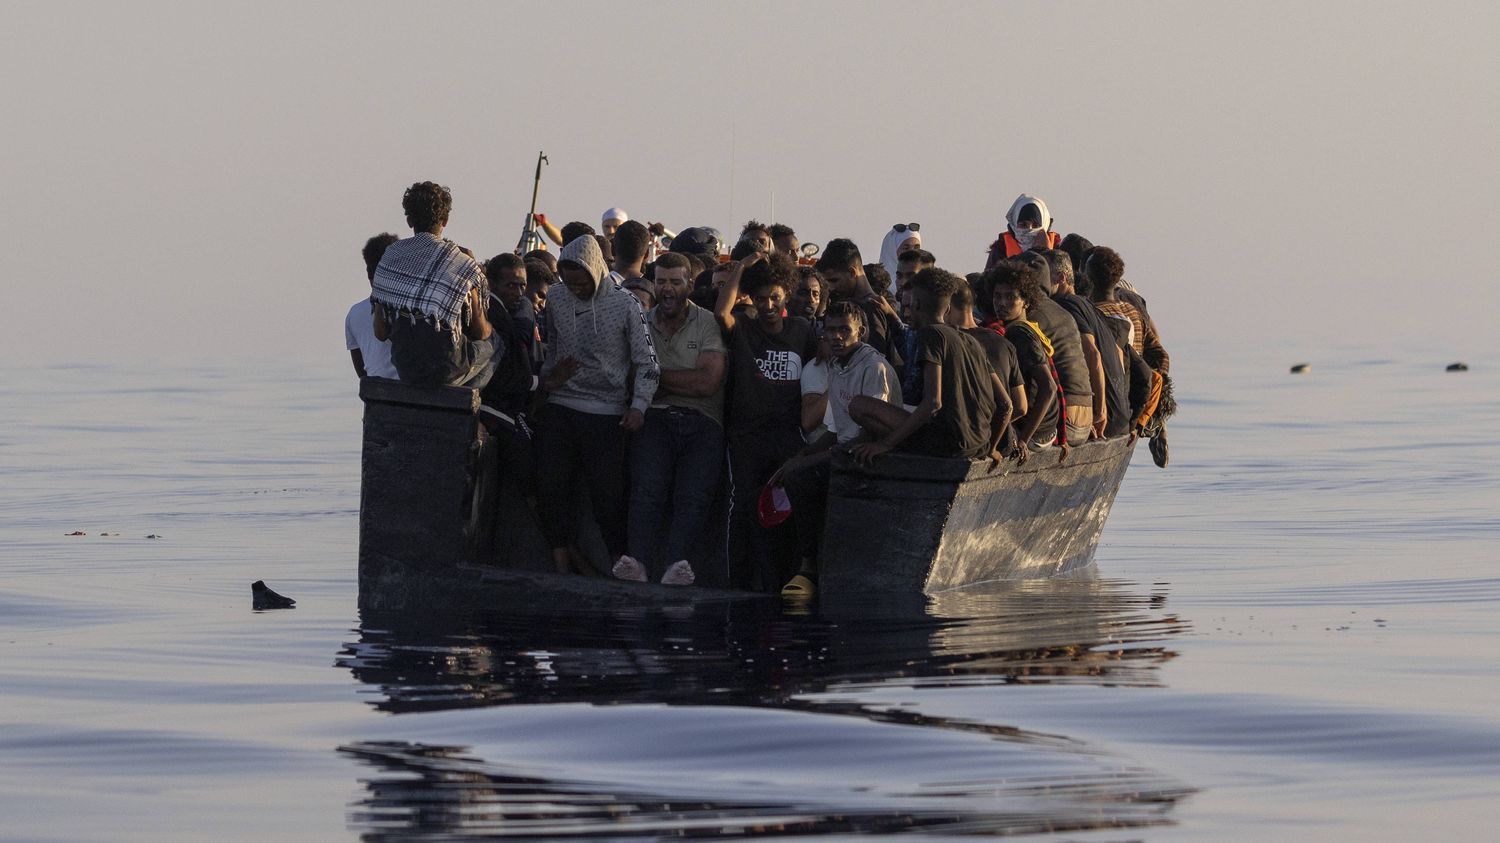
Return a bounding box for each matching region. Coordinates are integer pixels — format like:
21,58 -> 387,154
3,1 -> 1497,365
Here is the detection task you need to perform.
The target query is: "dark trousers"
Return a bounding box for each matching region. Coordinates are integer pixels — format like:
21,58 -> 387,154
725,427 -> 802,592
533,403 -> 628,558
628,407 -> 724,577
780,453 -> 832,569
390,321 -> 501,389
479,410 -> 535,499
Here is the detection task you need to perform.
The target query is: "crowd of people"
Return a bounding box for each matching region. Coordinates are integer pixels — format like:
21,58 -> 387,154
345,182 -> 1174,597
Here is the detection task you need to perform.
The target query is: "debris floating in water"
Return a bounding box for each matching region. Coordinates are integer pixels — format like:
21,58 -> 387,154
145,534 -> 162,539
251,580 -> 296,610
1446,362 -> 1469,372
65,531 -> 86,536
1289,363 -> 1311,374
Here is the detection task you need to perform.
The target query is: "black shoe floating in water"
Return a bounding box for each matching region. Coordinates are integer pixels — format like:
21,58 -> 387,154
251,580 -> 296,610
1149,431 -> 1169,469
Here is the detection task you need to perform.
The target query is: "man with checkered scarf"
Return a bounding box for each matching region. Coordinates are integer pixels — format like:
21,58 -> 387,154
371,181 -> 499,388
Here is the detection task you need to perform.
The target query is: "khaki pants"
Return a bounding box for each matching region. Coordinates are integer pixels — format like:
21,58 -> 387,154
1064,404 -> 1094,446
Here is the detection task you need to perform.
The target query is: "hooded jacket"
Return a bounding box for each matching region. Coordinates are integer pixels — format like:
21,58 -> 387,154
984,194 -> 1060,270
542,235 -> 660,416
828,343 -> 901,443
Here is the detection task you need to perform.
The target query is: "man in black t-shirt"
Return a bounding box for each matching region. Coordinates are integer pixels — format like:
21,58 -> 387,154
848,268 -> 1011,466
988,261 -> 1062,452
945,280 -> 1027,425
715,252 -> 817,592
815,238 -> 900,365
1043,250 -> 1130,439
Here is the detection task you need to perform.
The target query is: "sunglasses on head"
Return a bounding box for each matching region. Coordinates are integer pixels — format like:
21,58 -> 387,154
893,223 -> 920,233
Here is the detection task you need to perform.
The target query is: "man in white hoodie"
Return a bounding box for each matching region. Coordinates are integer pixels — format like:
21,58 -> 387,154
534,234 -> 660,576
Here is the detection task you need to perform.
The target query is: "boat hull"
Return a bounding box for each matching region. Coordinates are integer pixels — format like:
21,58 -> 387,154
818,442 -> 1133,595
357,379 -> 1134,608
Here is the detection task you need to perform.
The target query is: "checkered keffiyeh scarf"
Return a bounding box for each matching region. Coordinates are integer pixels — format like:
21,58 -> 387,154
370,233 -> 484,337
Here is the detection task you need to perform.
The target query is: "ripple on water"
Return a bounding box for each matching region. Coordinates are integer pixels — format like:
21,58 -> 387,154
333,579 -> 1192,836
341,705 -> 1189,838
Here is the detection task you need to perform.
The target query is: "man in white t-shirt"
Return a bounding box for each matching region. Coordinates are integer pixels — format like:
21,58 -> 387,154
346,233 -> 400,379
777,301 -> 900,597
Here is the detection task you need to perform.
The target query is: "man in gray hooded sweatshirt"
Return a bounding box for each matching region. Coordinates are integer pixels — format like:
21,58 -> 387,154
534,234 -> 661,575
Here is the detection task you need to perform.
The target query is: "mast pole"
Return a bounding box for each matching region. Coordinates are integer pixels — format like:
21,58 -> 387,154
516,150 -> 548,253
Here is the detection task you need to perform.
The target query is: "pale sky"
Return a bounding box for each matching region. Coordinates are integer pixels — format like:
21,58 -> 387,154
2,0 -> 1496,365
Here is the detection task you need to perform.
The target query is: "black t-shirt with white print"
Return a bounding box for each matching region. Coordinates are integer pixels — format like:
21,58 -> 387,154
726,316 -> 817,438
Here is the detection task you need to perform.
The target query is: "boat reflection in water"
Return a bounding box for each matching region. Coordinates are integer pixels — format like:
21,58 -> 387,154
336,574 -> 1193,837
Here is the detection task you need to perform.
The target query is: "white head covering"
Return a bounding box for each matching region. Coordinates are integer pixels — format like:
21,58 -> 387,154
601,207 -> 629,226
1004,195 -> 1052,253
1005,194 -> 1051,233
878,225 -> 922,293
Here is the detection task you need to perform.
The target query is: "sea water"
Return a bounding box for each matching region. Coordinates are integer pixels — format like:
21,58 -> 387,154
2,342 -> 1498,840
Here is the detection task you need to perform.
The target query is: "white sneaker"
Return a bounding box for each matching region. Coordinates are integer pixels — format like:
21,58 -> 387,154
660,559 -> 695,586
611,555 -> 647,582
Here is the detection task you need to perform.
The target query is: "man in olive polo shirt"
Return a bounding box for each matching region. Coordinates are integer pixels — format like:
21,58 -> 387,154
616,252 -> 728,585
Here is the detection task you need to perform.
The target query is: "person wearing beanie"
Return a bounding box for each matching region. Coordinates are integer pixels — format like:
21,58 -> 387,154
601,207 -> 629,237
533,234 -> 661,577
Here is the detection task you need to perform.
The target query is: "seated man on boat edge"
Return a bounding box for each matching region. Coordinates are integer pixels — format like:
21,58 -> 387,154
988,259 -> 1064,454
778,301 -> 902,596
1015,251 -> 1093,446
944,281 -> 1028,429
1042,249 -> 1129,440
847,267 -> 1014,468
370,181 -> 499,389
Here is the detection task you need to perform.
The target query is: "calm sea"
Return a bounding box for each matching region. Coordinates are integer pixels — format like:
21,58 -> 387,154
2,342 -> 1498,841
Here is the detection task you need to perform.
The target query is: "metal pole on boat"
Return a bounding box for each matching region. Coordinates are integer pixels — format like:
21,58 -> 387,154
516,150 -> 548,254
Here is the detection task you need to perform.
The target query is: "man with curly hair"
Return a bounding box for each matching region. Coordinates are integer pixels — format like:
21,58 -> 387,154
371,181 -> 497,388
714,251 -> 819,592
989,259 -> 1063,451
739,220 -> 773,254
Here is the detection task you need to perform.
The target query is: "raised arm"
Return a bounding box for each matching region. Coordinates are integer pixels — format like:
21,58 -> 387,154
534,213 -> 564,247
713,252 -> 763,333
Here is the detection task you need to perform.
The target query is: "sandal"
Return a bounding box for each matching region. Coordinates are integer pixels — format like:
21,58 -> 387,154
780,573 -> 816,597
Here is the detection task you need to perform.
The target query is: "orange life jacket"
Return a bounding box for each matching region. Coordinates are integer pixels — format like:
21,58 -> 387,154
1001,229 -> 1061,258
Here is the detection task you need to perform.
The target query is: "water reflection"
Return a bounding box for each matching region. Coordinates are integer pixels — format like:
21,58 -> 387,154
337,576 -> 1192,837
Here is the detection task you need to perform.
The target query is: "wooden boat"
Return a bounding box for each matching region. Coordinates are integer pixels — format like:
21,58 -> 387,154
357,379 -> 1133,609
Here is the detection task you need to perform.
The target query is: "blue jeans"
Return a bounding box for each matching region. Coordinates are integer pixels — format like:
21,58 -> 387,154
628,407 -> 724,576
